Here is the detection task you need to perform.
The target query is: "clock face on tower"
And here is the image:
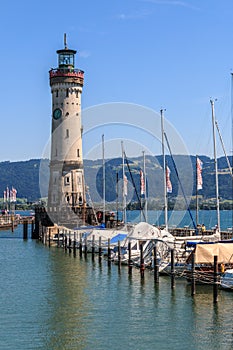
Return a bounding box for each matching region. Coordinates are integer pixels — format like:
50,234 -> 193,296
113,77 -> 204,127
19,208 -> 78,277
53,108 -> 62,120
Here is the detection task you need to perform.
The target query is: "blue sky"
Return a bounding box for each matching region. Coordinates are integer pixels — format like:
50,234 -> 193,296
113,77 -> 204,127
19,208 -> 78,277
1,0 -> 233,161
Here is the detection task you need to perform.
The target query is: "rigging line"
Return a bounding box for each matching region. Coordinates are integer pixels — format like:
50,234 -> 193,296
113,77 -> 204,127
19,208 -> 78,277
85,186 -> 98,225
215,120 -> 233,180
123,151 -> 146,222
164,132 -> 197,232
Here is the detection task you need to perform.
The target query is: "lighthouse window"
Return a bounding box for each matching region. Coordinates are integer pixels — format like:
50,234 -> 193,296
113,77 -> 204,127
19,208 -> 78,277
66,89 -> 69,97
59,53 -> 74,67
66,129 -> 69,138
56,90 -> 58,97
65,177 -> 70,185
77,149 -> 80,157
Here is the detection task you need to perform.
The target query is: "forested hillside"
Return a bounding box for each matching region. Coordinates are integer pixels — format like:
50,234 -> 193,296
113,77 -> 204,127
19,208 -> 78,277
0,155 -> 232,205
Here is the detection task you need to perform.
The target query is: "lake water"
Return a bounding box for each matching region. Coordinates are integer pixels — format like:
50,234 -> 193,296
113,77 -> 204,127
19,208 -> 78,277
125,209 -> 233,231
1,211 -> 233,350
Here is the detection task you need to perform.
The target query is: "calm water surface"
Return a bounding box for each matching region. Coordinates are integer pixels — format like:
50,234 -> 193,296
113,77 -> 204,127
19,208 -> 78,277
1,212 -> 233,350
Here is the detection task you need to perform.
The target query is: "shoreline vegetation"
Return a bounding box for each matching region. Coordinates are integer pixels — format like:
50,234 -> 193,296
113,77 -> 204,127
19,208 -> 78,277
1,196 -> 233,211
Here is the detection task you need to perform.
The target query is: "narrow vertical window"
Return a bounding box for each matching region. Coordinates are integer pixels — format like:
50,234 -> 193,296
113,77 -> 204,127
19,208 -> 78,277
77,149 -> 80,157
56,90 -> 58,97
66,88 -> 69,97
66,129 -> 69,138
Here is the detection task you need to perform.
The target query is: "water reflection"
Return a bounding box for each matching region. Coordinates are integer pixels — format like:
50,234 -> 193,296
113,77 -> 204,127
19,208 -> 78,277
2,235 -> 233,350
190,285 -> 233,349
43,248 -> 90,349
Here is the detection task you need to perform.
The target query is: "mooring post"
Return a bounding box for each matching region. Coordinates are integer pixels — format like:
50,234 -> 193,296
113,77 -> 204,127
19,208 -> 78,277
191,251 -> 196,296
62,230 -> 65,248
84,236 -> 88,258
23,220 -> 28,240
73,232 -> 76,257
154,244 -> 159,283
99,236 -> 102,262
64,233 -> 67,251
11,215 -> 14,232
92,235 -> 95,261
69,231 -> 72,254
33,213 -> 39,240
31,220 -> 34,237
43,226 -> 46,245
140,243 -> 145,279
48,228 -> 51,247
79,232 -> 83,258
213,255 -> 218,303
171,248 -> 175,289
118,240 -> 121,266
57,229 -> 60,248
107,238 -> 111,266
128,241 -> 132,275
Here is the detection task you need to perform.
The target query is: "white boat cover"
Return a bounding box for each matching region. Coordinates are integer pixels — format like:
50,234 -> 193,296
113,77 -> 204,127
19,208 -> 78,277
127,222 -> 174,243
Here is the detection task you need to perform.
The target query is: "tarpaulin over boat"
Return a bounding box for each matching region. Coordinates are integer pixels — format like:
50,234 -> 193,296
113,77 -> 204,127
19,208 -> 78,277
194,242 -> 233,264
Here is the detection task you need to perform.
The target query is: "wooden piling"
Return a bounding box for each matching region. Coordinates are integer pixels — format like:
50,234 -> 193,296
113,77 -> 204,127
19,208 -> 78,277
69,232 -> 72,254
64,234 -> 68,251
98,236 -> 102,261
140,244 -> 145,279
213,255 -> 218,303
171,248 -> 175,289
92,235 -> 95,261
48,228 -> 51,247
118,240 -> 121,266
191,251 -> 196,296
32,214 -> 39,239
79,232 -> 83,258
62,230 -> 65,250
31,221 -> 34,237
84,237 -> 88,258
11,216 -> 14,232
153,244 -> 159,283
128,241 -> 132,275
108,238 -> 111,266
23,220 -> 28,240
57,229 -> 60,248
73,232 -> 76,256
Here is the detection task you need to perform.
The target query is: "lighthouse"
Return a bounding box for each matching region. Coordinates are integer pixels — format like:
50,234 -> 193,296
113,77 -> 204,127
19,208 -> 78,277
47,35 -> 85,226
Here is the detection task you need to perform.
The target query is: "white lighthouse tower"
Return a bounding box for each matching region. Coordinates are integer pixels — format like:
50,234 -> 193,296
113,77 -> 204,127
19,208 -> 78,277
47,35 -> 85,225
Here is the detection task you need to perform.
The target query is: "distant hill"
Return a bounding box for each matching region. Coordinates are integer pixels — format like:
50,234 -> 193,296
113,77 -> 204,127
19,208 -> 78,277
0,155 -> 232,204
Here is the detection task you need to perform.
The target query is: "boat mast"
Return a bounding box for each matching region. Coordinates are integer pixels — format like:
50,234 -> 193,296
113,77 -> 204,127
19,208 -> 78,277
121,141 -> 127,223
195,155 -> 199,227
161,109 -> 168,231
102,134 -> 105,225
143,150 -> 148,222
210,99 -> 221,231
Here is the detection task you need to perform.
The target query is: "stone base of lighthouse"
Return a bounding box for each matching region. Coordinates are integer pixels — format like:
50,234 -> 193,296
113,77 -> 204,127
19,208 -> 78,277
47,160 -> 88,227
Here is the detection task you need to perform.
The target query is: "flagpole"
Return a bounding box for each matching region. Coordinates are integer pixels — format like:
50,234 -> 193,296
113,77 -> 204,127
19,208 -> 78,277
161,109 -> 168,231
